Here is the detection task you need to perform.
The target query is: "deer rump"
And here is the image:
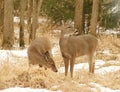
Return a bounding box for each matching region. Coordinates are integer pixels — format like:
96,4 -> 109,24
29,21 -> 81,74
28,37 -> 58,72
59,34 -> 98,77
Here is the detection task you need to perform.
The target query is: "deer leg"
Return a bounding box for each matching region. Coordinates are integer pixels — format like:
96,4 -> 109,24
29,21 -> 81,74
63,58 -> 69,76
70,58 -> 75,78
91,56 -> 95,73
88,55 -> 95,73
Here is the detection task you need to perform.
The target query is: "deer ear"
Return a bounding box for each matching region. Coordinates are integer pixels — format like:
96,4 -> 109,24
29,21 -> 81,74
44,51 -> 53,62
44,51 -> 54,64
44,51 -> 50,61
45,51 -> 49,57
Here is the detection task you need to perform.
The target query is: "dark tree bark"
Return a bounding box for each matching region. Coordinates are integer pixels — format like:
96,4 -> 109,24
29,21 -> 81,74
74,0 -> 84,35
28,0 -> 32,43
2,0 -> 14,49
37,0 -> 43,17
89,0 -> 99,36
28,0 -> 43,42
0,0 -> 4,29
19,0 -> 26,48
0,0 -> 4,48
31,0 -> 38,40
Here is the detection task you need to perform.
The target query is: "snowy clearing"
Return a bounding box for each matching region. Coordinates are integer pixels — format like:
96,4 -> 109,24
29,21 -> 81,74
0,49 -> 120,92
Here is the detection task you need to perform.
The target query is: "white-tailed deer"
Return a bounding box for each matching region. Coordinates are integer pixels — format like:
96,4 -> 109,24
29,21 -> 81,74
59,24 -> 98,77
27,37 -> 58,72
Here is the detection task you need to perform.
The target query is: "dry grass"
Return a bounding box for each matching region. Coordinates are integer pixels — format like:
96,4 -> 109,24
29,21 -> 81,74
0,59 -> 62,90
97,34 -> 120,61
0,59 -> 120,91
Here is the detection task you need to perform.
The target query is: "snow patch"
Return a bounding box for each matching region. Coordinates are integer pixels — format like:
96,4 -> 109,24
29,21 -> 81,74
95,66 -> 120,75
0,50 -> 28,62
0,87 -> 62,92
89,83 -> 120,92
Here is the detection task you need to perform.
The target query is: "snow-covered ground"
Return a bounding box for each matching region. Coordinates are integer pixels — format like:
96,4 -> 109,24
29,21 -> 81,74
0,49 -> 120,92
87,83 -> 120,92
59,59 -> 120,75
0,49 -> 28,63
0,85 -> 120,92
0,87 -> 62,92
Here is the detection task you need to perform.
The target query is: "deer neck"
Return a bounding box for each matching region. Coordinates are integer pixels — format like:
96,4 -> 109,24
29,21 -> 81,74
60,30 -> 70,38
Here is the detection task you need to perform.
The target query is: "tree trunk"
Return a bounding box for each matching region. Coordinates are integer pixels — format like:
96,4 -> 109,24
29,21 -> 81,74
89,0 -> 99,36
31,0 -> 38,40
28,0 -> 32,43
74,0 -> 84,35
0,0 -> 4,28
84,0 -> 92,34
37,0 -> 43,17
0,0 -> 4,48
2,0 -> 14,49
19,0 -> 26,48
28,0 -> 43,43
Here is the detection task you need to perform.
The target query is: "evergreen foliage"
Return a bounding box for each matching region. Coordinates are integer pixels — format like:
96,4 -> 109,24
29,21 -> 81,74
41,0 -> 75,23
100,0 -> 120,29
13,0 -> 120,29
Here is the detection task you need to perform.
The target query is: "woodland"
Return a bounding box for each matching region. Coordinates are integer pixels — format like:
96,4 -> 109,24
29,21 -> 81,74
0,0 -> 120,92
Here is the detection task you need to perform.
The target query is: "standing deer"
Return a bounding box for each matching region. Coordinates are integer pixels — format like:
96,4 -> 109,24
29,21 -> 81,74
59,24 -> 98,77
27,37 -> 58,72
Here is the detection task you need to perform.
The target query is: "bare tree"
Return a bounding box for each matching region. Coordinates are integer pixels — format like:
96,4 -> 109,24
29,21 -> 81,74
28,0 -> 37,42
19,0 -> 26,48
89,0 -> 99,36
74,0 -> 84,35
2,0 -> 14,49
28,0 -> 43,42
37,0 -> 43,17
0,0 -> 4,47
28,0 -> 32,43
31,0 -> 38,40
0,0 -> 4,30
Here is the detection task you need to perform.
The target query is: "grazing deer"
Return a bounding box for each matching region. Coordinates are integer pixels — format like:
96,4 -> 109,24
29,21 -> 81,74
27,37 -> 58,72
59,24 -> 98,77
